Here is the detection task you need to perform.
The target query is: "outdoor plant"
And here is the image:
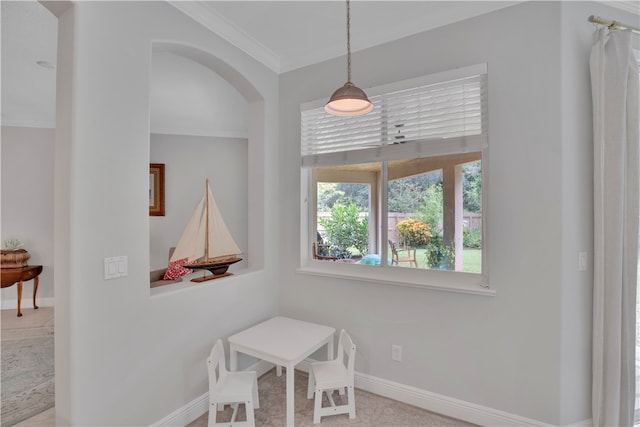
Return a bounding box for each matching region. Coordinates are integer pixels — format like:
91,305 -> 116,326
319,202 -> 368,258
396,218 -> 431,247
463,228 -> 482,249
425,232 -> 455,269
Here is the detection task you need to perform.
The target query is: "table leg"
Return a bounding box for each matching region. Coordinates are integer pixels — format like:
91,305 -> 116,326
33,276 -> 39,309
16,281 -> 23,317
286,362 -> 294,426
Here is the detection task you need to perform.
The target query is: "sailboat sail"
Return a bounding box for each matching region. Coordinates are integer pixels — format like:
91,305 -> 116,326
170,182 -> 241,263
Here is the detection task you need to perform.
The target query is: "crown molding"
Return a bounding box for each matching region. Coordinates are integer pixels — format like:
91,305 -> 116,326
597,1 -> 640,15
168,1 -> 282,73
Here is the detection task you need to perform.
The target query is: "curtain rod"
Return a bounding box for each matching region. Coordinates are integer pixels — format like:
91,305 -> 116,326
588,15 -> 640,35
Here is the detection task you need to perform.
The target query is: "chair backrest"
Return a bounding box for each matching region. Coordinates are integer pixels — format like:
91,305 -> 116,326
388,240 -> 399,263
207,339 -> 227,387
313,242 -> 338,261
336,330 -> 356,381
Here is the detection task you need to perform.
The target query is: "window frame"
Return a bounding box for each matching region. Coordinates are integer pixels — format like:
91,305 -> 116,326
299,64 -> 492,296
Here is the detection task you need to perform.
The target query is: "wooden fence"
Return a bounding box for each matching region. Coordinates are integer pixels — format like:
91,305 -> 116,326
317,212 -> 481,242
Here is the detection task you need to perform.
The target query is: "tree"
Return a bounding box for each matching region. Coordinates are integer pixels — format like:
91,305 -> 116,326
335,183 -> 369,210
388,172 -> 441,213
317,183 -> 343,211
416,183 -> 443,232
462,161 -> 482,213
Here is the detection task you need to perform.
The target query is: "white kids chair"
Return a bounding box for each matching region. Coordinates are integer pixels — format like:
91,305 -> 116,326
306,329 -> 356,424
207,339 -> 259,426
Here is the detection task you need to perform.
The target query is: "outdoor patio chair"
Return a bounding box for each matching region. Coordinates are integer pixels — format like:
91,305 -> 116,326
389,239 -> 418,267
313,242 -> 338,261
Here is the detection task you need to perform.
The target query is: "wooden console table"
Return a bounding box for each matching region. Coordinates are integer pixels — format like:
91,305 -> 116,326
1,265 -> 43,317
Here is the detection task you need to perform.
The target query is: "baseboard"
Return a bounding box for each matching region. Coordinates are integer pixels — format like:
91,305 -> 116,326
568,419 -> 593,426
1,297 -> 54,310
152,359 -> 273,426
301,360 -> 551,426
354,371 -> 550,427
152,392 -> 209,427
152,358 -> 551,427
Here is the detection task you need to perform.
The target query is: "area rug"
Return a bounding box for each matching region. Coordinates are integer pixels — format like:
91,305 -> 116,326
1,326 -> 54,427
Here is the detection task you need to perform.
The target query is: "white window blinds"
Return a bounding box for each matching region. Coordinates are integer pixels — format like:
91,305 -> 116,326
301,64 -> 488,167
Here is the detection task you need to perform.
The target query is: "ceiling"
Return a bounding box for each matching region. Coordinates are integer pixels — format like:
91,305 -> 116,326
2,0 -> 639,128
171,1 -> 524,73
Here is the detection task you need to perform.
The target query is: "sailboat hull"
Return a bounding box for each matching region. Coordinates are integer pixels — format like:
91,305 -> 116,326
189,257 -> 242,282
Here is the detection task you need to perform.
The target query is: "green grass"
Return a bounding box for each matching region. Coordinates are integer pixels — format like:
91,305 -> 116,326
347,245 -> 482,273
462,249 -> 482,273
399,247 -> 481,273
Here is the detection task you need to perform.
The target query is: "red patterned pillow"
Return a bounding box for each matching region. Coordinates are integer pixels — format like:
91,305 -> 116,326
163,258 -> 194,280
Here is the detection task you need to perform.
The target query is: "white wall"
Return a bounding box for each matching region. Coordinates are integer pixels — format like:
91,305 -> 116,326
556,1 -> 638,423
149,133 -> 248,272
1,126 -> 55,306
150,51 -> 249,138
279,2 -> 637,425
51,2 -> 279,425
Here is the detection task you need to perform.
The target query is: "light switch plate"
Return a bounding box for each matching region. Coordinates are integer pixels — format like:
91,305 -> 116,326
104,256 -> 128,279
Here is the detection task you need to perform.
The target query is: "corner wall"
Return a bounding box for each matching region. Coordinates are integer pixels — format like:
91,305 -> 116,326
52,2 -> 279,425
279,2 -> 597,424
558,2 -> 639,423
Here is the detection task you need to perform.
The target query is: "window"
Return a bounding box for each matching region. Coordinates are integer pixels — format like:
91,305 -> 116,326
300,64 -> 490,294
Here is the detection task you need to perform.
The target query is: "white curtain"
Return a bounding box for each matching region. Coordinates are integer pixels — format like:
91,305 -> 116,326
591,28 -> 639,427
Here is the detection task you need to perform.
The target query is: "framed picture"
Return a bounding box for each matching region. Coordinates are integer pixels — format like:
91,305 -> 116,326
149,163 -> 165,216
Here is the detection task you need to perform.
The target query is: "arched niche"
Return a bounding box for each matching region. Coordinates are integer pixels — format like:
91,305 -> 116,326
149,42 -> 265,281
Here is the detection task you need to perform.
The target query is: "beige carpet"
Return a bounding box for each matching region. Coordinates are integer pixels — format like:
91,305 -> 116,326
0,308 -> 475,426
189,368 -> 476,427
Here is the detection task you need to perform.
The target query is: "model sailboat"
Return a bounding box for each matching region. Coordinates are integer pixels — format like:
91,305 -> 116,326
170,179 -> 242,282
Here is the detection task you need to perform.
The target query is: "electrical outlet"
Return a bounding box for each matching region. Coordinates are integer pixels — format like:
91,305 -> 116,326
578,251 -> 587,272
392,344 -> 402,362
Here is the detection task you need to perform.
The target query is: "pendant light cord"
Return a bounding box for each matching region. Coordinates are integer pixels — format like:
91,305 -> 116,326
346,0 -> 352,83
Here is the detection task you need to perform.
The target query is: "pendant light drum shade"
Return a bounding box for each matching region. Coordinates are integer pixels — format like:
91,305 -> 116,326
325,0 -> 373,117
325,82 -> 373,116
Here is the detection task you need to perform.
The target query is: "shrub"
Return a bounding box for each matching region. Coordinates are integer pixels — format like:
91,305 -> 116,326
425,232 -> 455,269
463,228 -> 482,249
396,218 -> 431,247
319,203 -> 369,257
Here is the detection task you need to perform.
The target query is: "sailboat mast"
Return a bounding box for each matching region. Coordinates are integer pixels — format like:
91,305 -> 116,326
205,179 -> 210,260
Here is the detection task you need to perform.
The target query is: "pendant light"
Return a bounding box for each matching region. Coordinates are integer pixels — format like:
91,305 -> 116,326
325,0 -> 373,116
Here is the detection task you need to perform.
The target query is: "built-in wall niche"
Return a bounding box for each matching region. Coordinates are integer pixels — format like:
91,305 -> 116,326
148,49 -> 249,285
149,51 -> 248,137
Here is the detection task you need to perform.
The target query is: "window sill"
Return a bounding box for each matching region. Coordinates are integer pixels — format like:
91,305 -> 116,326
296,262 -> 495,297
